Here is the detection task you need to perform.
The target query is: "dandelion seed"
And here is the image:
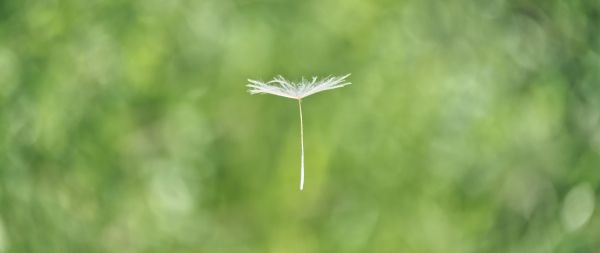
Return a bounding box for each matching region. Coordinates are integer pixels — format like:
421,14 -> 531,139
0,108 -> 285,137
247,74 -> 351,191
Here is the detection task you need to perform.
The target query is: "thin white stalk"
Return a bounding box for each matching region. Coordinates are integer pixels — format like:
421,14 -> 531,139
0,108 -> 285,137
298,99 -> 305,191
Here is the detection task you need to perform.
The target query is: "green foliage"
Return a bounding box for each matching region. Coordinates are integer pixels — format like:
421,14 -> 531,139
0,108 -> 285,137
1,0 -> 599,252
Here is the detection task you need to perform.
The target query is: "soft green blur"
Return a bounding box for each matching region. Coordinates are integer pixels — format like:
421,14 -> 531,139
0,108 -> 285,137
1,0 -> 600,252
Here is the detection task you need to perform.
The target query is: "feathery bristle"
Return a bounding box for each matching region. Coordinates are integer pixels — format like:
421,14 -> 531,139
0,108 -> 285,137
247,74 -> 350,99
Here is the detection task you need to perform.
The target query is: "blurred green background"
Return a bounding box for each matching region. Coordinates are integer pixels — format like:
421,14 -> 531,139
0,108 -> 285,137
1,0 -> 600,252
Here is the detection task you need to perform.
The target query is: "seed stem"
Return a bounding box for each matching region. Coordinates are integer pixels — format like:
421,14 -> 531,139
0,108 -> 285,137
298,99 -> 304,191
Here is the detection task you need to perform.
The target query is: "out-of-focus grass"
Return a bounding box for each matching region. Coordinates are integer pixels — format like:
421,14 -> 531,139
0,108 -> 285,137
1,0 -> 599,252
